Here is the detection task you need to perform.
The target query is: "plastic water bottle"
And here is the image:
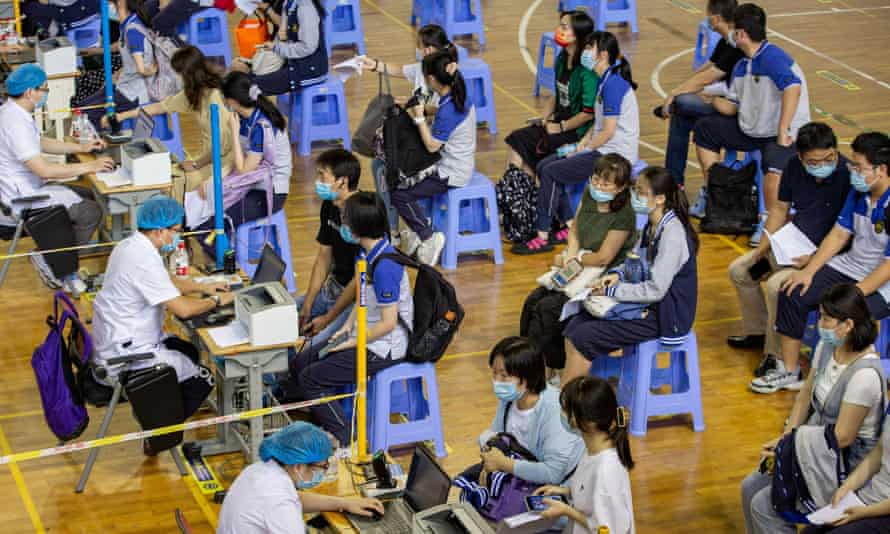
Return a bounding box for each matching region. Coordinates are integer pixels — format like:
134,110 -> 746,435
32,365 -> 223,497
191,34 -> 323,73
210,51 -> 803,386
80,115 -> 98,145
173,242 -> 189,278
70,110 -> 83,141
623,252 -> 646,283
556,143 -> 577,158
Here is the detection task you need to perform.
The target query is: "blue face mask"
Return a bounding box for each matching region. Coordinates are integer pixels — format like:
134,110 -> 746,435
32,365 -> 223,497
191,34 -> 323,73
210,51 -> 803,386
806,161 -> 837,180
315,181 -> 338,201
589,185 -> 615,203
339,224 -> 359,245
850,169 -> 875,193
493,381 -> 522,402
727,31 -> 737,48
560,412 -> 581,436
630,190 -> 653,214
159,232 -> 181,255
580,50 -> 596,71
818,326 -> 844,348
295,468 -> 325,490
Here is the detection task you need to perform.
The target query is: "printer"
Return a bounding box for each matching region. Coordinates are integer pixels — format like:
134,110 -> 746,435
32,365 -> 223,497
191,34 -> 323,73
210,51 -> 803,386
36,37 -> 76,76
234,282 -> 299,346
413,503 -> 495,534
120,138 -> 172,186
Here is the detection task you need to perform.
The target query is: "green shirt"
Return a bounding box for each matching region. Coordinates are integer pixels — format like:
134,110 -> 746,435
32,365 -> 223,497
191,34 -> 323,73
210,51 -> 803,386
554,51 -> 600,138
574,192 -> 637,270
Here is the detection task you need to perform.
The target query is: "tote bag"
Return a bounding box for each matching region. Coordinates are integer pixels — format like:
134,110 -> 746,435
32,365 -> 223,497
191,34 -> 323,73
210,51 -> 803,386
352,67 -> 395,157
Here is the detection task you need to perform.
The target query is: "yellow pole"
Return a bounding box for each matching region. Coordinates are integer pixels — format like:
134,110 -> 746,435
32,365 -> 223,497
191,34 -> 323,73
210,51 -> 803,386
355,258 -> 369,461
13,0 -> 21,39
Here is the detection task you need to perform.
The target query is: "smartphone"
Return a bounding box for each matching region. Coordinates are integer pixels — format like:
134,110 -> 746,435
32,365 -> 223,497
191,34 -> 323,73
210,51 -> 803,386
319,331 -> 349,359
526,117 -> 544,127
552,258 -> 583,289
525,495 -> 566,512
747,257 -> 772,281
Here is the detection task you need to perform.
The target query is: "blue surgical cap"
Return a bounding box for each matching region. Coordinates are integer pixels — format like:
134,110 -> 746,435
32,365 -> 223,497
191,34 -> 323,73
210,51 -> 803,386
6,64 -> 47,97
258,421 -> 333,466
136,196 -> 184,230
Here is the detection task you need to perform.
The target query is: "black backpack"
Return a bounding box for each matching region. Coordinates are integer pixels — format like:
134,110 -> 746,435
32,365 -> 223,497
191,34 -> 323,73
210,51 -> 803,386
370,252 -> 464,363
700,160 -> 760,235
496,166 -> 538,243
379,101 -> 441,190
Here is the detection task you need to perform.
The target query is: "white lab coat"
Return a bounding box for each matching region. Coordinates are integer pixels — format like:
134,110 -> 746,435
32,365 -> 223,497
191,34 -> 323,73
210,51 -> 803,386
91,232 -> 200,381
217,460 -> 306,534
0,100 -> 82,225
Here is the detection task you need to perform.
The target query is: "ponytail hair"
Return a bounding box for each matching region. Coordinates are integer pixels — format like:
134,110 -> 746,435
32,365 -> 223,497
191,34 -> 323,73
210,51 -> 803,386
640,165 -> 699,254
221,71 -> 287,132
560,376 -> 634,470
422,50 -> 467,113
586,31 -> 637,90
418,24 -> 459,62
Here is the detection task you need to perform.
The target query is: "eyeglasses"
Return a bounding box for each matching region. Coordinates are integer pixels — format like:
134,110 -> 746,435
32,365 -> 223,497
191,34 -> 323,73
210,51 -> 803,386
847,162 -> 876,174
802,151 -> 837,167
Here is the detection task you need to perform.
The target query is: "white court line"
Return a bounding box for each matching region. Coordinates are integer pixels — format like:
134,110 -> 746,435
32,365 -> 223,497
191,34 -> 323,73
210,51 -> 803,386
772,6 -> 890,17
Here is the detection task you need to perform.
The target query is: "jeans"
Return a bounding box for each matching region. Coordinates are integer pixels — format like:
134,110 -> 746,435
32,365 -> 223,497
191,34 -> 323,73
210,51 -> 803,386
741,471 -> 797,534
294,276 -> 353,353
372,158 -> 400,235
665,93 -> 718,185
535,151 -> 600,232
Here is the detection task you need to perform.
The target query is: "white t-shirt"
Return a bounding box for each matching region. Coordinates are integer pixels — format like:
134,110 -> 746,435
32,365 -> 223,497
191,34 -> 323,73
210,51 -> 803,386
430,94 -> 476,187
402,62 -> 440,107
593,68 -> 639,165
566,449 -> 635,534
217,460 -> 306,534
812,348 -> 884,441
506,402 -> 535,450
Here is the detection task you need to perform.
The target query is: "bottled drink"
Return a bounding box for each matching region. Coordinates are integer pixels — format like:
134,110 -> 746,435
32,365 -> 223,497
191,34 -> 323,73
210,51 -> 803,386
623,252 -> 646,283
79,114 -> 98,145
556,143 -> 577,158
173,242 -> 189,278
70,110 -> 83,140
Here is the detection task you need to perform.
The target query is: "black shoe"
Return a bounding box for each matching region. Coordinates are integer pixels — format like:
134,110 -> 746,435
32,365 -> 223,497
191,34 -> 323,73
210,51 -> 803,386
653,105 -> 667,119
727,334 -> 766,349
754,354 -> 779,378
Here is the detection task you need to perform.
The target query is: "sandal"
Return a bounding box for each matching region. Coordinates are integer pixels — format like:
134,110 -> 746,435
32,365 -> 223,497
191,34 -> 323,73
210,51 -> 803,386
550,227 -> 570,245
511,236 -> 555,255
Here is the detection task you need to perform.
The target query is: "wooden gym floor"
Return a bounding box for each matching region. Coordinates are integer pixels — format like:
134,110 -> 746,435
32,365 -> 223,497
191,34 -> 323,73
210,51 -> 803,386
3,0 -> 890,531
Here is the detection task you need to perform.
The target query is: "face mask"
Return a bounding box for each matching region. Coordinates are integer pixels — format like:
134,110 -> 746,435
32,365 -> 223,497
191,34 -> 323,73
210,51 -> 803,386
805,161 -> 837,179
580,50 -> 596,71
631,190 -> 653,214
553,31 -> 570,48
31,90 -> 47,109
339,224 -> 359,245
589,185 -> 615,203
850,169 -> 876,193
727,31 -> 737,48
560,412 -> 581,436
818,326 -> 844,348
492,381 -> 522,402
295,467 -> 325,490
415,48 -> 423,62
159,232 -> 181,255
315,181 -> 338,201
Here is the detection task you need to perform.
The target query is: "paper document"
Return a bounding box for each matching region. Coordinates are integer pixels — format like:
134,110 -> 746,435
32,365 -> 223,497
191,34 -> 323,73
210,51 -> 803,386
96,168 -> 132,188
332,55 -> 365,83
767,223 -> 817,266
805,491 -> 864,525
560,287 -> 593,322
502,513 -> 543,528
208,322 -> 249,348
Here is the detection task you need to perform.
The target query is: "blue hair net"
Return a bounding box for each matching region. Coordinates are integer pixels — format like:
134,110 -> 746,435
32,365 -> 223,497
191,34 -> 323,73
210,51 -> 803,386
136,196 -> 184,230
6,64 -> 47,96
258,421 -> 333,466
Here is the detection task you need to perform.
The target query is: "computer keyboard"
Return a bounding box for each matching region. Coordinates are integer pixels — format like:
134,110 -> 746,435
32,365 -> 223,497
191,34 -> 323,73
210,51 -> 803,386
376,509 -> 412,534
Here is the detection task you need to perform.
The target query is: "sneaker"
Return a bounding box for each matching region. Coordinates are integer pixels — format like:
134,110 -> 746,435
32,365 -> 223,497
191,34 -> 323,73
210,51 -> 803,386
62,274 -> 87,298
399,228 -> 421,257
550,227 -> 570,245
511,236 -> 554,255
417,232 -> 446,266
749,214 -> 766,248
689,187 -> 707,219
750,361 -> 803,394
29,251 -> 62,289
753,354 -> 778,378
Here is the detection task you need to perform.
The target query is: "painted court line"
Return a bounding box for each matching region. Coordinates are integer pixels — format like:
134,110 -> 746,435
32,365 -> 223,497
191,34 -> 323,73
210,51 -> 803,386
0,424 -> 45,534
771,5 -> 890,18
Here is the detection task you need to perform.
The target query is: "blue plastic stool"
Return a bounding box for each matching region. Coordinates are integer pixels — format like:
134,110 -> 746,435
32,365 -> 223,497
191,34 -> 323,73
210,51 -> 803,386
279,79 -> 351,157
431,172 -> 504,270
592,0 -> 639,33
325,0 -> 366,56
693,19 -> 722,71
411,0 -> 435,26
370,362 -> 447,457
568,158 -> 648,214
234,209 -> 297,292
459,58 -> 497,134
65,14 -> 101,50
154,112 -> 185,161
432,0 -> 486,46
557,0 -> 591,10
617,333 -> 705,436
182,8 -> 232,67
590,355 -> 622,380
455,44 -> 470,62
534,32 -> 560,97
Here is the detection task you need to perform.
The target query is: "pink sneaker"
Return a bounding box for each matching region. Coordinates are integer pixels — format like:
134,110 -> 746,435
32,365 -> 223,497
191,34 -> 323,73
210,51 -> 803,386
511,236 -> 554,255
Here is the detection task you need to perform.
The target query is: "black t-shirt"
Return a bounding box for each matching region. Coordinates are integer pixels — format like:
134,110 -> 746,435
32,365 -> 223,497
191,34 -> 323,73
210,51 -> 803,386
779,154 -> 852,245
316,200 -> 361,287
709,38 -> 745,82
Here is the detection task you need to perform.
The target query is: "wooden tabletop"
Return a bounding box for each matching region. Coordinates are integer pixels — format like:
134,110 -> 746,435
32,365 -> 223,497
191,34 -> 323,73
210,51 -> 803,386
74,150 -> 174,195
314,458 -> 364,533
196,326 -> 302,357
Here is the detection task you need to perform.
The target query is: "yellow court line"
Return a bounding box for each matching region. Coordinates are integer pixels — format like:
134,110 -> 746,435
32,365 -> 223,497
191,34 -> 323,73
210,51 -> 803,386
0,410 -> 43,422
0,424 -> 45,534
712,234 -> 749,255
184,472 -> 218,530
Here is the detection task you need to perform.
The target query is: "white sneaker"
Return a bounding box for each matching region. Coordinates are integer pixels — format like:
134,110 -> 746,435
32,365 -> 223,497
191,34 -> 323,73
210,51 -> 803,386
62,274 -> 87,297
29,251 -> 62,289
749,360 -> 803,394
399,228 -> 421,257
416,232 -> 445,266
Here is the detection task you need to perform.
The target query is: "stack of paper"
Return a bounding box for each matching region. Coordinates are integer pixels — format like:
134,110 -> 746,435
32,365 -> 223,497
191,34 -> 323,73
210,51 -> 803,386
766,223 -> 817,266
208,322 -> 249,348
332,55 -> 365,83
805,492 -> 864,525
96,168 -> 132,188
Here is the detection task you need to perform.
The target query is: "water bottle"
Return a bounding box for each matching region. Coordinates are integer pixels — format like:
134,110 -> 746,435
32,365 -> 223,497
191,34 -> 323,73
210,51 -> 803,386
80,115 -> 98,145
173,242 -> 189,278
70,110 -> 83,141
556,143 -> 577,158
623,252 -> 645,283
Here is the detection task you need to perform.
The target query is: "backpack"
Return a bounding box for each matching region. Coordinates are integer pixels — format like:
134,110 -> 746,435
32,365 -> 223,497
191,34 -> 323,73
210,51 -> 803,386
125,23 -> 184,102
374,102 -> 441,190
31,291 -> 92,442
495,165 -> 538,243
370,252 -> 463,363
700,159 -> 759,235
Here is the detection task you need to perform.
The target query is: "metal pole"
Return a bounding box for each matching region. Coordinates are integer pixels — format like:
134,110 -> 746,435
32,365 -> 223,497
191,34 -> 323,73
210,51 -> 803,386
13,0 -> 21,40
355,258 -> 369,461
209,104 -> 229,268
100,0 -> 114,117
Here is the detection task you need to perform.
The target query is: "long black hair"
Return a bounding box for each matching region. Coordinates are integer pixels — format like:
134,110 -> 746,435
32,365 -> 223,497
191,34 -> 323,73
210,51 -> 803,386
640,166 -> 699,254
561,376 -> 634,470
222,71 -> 286,132
123,0 -> 151,27
820,284 -> 878,353
421,50 -> 467,113
170,46 -> 222,109
562,10 -> 594,68
586,31 -> 637,90
418,24 -> 459,62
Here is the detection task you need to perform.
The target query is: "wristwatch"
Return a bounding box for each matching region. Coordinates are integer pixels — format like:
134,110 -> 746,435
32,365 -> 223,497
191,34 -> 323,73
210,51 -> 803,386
209,294 -> 222,307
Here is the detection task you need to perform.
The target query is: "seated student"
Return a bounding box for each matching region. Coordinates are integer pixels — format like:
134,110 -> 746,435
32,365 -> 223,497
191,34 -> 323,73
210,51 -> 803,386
756,132 -> 890,393
534,376 -> 635,534
728,122 -> 850,378
520,154 -> 637,375
690,3 -> 811,242
91,197 -> 231,455
523,30 -> 639,255
295,148 -> 362,353
142,0 -> 202,38
218,422 -> 383,534
394,51 -> 477,266
232,0 -> 328,96
287,193 -> 412,447
23,0 -> 100,36
656,0 -> 741,186
0,64 -> 112,288
562,167 -> 698,386
453,337 -> 585,507
742,283 -> 886,534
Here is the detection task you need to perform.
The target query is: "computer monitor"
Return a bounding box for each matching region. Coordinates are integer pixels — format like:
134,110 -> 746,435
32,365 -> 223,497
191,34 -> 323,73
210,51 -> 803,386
403,445 -> 451,513
133,108 -> 155,140
251,244 -> 286,285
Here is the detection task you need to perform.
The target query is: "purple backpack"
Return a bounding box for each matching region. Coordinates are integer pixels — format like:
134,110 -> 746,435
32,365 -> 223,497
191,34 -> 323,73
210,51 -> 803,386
31,291 -> 92,442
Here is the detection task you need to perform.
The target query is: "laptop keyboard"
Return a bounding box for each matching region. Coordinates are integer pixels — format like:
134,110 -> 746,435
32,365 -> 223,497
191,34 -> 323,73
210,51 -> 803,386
376,507 -> 412,534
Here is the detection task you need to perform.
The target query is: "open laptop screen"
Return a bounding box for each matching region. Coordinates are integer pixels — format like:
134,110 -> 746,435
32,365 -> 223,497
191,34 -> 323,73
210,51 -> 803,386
404,446 -> 451,513
251,244 -> 286,285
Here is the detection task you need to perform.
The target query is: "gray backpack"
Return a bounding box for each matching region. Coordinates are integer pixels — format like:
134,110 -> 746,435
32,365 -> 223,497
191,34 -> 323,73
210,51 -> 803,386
125,24 -> 184,102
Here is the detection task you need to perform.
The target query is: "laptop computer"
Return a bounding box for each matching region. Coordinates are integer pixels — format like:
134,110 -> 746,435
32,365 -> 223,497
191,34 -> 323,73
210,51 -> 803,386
251,244 -> 286,285
348,446 -> 452,534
